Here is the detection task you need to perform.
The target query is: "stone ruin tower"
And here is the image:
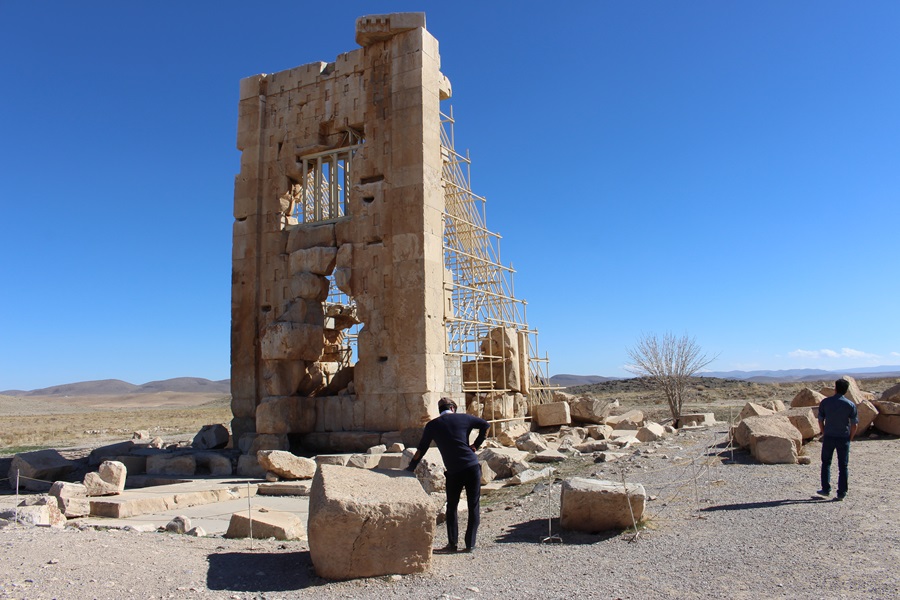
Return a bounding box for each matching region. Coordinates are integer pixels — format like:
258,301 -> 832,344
231,13 -> 555,454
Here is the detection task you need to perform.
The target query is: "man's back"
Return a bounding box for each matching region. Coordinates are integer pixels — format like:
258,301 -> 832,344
421,413 -> 488,474
819,394 -> 858,437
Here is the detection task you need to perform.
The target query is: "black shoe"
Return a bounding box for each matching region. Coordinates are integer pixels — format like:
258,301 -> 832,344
434,545 -> 458,554
835,493 -> 846,501
816,489 -> 830,497
461,547 -> 475,553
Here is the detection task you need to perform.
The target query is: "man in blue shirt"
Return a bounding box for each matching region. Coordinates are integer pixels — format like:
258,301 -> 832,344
817,378 -> 859,500
406,397 -> 489,553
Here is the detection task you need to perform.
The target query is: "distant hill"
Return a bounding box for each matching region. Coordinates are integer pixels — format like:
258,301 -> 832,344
700,366 -> 900,383
549,374 -> 618,388
1,377 -> 231,397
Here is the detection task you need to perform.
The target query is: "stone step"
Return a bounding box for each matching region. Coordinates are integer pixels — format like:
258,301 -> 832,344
88,478 -> 259,519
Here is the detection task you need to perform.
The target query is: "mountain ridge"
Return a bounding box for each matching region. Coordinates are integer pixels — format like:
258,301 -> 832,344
1,377 -> 231,397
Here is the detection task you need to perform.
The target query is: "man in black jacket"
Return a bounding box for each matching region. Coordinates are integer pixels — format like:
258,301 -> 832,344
406,397 -> 489,553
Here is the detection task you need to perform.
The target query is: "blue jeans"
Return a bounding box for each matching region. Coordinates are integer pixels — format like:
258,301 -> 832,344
445,464 -> 481,549
820,435 -> 851,496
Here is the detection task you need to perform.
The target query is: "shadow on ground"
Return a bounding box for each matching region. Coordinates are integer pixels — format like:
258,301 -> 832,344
494,518 -> 621,545
701,497 -> 833,512
207,550 -> 325,592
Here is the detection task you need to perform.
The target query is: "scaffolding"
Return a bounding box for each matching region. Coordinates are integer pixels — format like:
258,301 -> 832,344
440,107 -> 557,413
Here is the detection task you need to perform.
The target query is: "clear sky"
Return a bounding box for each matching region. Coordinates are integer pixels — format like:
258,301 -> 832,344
2,1 -> 898,391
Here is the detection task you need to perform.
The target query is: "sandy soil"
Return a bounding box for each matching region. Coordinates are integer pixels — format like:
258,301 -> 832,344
1,426 -> 898,599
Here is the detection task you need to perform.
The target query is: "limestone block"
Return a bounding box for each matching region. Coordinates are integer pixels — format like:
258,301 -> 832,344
260,321 -> 324,362
763,400 -> 786,412
289,247 -> 337,276
225,506 -> 306,541
247,433 -> 290,455
481,392 -> 515,421
290,272 -> 330,301
738,402 -> 775,421
606,410 -> 644,429
636,422 -> 666,443
366,444 -> 387,454
262,359 -> 306,397
59,496 -> 91,518
509,466 -> 556,486
873,400 -> 900,416
257,481 -> 312,496
792,388 -> 825,408
515,432 -> 549,453
609,429 -> 639,440
256,396 -> 316,435
347,453 -> 381,469
237,454 -> 267,478
874,414 -> 900,435
880,383 -> 900,403
196,453 -> 234,476
480,327 -> 519,360
88,441 -> 136,465
146,454 -> 196,476
478,447 -> 530,480
11,496 -> 66,528
8,450 -> 78,491
560,478 -> 646,532
494,420 -> 529,446
132,430 -> 150,441
568,397 -> 614,425
531,449 -> 567,463
856,400 -> 878,432
192,424 -> 230,450
573,440 -> 610,453
187,526 -> 207,537
315,454 -> 351,466
308,464 -> 436,580
377,453 -> 409,470
257,451 -> 317,480
587,424 -> 614,440
733,415 -> 802,464
782,407 -> 821,440
411,448 -> 445,494
83,461 -> 127,496
676,413 -> 717,427
387,442 -> 405,453
532,402 -> 571,427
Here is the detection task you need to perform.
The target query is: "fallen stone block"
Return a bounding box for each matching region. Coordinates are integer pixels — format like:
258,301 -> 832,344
478,447 -> 530,480
880,383 -> 900,403
8,450 -> 78,492
315,454 -> 351,467
606,410 -> 644,430
257,450 -> 317,480
88,442 -> 135,466
676,413 -> 717,428
508,467 -> 555,486
347,453 -> 381,469
573,440 -> 610,453
376,453 -> 409,470
594,451 -> 627,463
763,399 -> 786,412
791,388 -> 825,408
480,462 -> 497,484
83,460 -> 127,496
530,449 -> 567,463
1,497 -> 66,528
257,481 -> 312,496
568,397 -> 614,424
494,420 -> 530,447
532,402 -> 571,427
366,444 -> 387,455
874,414 -> 900,435
586,424 -> 614,440
196,453 -> 233,476
192,424 -> 230,450
782,407 -> 821,440
308,465 -> 435,580
733,415 -> 802,464
225,506 -> 306,541
186,526 -> 207,537
409,448 -> 445,494
636,422 -> 666,443
738,402 -> 775,421
236,454 -> 266,478
856,399 -> 878,432
873,399 -> 900,416
515,432 -> 549,453
147,454 -> 196,476
387,442 -> 405,453
560,478 -> 646,532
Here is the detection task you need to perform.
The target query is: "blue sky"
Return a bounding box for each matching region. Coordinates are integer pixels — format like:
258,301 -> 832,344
2,1 -> 898,391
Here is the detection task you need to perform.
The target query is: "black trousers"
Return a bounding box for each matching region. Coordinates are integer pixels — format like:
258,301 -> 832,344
445,464 -> 482,549
820,435 -> 851,496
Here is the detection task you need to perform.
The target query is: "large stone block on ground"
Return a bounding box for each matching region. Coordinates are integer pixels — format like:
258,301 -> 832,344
606,410 -> 644,430
88,441 -> 136,465
515,431 -> 549,453
49,481 -> 90,518
532,402 -> 571,427
873,399 -> 900,416
257,450 -> 317,480
791,388 -> 825,408
874,414 -> 900,435
493,419 -> 530,446
83,460 -> 127,496
146,454 -> 197,476
855,399 -> 878,432
224,506 -> 306,541
880,383 -> 900,403
568,397 -> 614,424
407,448 -> 445,494
3,496 -> 66,528
478,447 -> 530,480
782,407 -> 821,440
560,478 -> 646,532
8,450 -> 78,491
733,415 -> 802,464
738,402 -> 775,421
636,422 -> 666,443
192,424 -> 230,450
308,465 -> 436,580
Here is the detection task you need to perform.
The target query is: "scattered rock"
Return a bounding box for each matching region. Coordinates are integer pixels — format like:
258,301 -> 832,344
257,450 -> 317,480
165,515 -> 192,534
560,478 -> 646,532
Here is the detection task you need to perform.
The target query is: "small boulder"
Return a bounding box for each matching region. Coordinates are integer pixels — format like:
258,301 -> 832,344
478,448 -> 530,480
225,506 -> 306,541
83,460 -> 127,496
791,388 -> 825,408
515,432 -> 549,453
782,407 -> 821,440
874,414 -> 900,435
560,478 -> 646,532
532,402 -> 571,427
738,402 -> 775,421
165,515 -> 192,534
880,383 -> 900,403
567,397 -> 614,424
257,450 -> 317,480
605,410 -> 644,430
192,424 -> 230,450
636,422 -> 666,443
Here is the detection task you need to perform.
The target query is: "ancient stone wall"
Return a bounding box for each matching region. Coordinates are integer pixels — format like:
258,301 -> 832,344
231,13 -> 457,449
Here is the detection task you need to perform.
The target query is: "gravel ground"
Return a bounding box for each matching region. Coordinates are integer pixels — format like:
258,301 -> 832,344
1,426 -> 898,600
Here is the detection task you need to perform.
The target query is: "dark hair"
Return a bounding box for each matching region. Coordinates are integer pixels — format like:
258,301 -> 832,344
438,397 -> 457,412
835,378 -> 850,395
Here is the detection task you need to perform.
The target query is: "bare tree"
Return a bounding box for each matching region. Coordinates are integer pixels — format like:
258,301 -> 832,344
626,332 -> 717,423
